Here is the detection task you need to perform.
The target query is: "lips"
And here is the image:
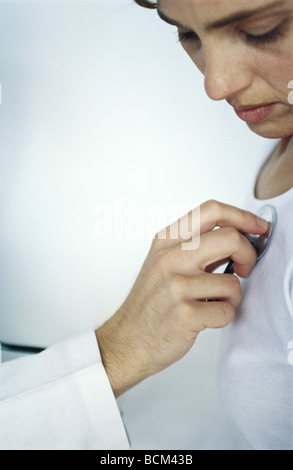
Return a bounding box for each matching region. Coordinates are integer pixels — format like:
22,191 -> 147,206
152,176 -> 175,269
234,103 -> 277,123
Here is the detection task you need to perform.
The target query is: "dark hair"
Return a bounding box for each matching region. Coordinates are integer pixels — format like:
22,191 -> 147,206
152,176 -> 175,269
134,0 -> 157,9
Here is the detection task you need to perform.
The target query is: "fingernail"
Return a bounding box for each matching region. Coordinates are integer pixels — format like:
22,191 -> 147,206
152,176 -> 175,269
257,217 -> 268,230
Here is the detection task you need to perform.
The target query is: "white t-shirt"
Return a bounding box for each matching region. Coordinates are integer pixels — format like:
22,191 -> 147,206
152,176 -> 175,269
218,175 -> 293,449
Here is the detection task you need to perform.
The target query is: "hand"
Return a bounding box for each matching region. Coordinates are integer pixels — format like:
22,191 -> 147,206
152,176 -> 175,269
95,200 -> 268,397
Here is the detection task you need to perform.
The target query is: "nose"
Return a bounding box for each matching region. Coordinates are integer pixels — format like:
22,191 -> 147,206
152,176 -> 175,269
203,43 -> 253,101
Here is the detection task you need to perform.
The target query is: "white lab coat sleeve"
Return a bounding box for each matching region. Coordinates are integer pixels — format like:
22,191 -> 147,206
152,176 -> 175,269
0,331 -> 130,450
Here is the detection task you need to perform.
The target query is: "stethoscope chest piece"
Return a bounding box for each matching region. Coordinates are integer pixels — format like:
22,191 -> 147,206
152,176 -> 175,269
225,204 -> 278,274
246,204 -> 278,261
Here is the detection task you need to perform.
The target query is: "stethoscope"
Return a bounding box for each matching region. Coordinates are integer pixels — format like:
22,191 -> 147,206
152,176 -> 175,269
0,204 -> 278,356
224,204 -> 278,274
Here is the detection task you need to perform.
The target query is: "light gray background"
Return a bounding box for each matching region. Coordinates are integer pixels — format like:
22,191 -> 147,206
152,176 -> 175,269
0,0 -> 274,449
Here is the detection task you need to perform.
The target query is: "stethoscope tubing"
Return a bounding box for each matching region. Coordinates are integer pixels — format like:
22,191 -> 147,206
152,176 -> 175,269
1,341 -> 45,354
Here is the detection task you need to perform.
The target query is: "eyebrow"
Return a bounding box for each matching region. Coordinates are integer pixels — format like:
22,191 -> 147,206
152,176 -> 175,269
157,1 -> 286,31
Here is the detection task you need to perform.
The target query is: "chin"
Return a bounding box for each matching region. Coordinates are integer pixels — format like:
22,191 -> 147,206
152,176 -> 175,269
247,116 -> 293,140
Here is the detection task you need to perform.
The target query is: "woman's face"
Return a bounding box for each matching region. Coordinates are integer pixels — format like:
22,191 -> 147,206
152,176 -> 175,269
157,0 -> 293,139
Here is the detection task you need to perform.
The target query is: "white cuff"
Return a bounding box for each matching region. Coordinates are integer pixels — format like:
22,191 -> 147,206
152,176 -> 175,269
0,331 -> 130,450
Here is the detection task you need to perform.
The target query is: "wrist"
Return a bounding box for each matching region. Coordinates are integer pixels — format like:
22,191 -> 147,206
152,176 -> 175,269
95,321 -> 149,398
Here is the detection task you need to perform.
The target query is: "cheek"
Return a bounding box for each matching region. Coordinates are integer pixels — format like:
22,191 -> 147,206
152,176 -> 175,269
253,50 -> 293,99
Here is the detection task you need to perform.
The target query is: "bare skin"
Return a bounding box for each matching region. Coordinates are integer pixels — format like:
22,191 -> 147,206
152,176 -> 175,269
255,138 -> 293,199
157,0 -> 293,198
96,0 -> 293,397
96,201 -> 268,397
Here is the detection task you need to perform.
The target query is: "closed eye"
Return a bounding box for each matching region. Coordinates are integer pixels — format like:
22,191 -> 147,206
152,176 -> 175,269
178,20 -> 288,47
178,30 -> 200,43
243,22 -> 286,45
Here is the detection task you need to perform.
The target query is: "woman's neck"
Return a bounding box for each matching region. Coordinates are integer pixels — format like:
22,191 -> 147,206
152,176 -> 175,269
254,136 -> 293,200
278,136 -> 293,157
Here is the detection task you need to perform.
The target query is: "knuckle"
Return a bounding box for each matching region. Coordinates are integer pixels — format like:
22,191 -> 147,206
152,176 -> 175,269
220,302 -> 235,326
204,199 -> 222,218
150,233 -> 160,251
227,273 -> 241,293
227,275 -> 242,306
222,226 -> 241,245
151,231 -> 166,250
169,275 -> 185,301
153,249 -> 172,273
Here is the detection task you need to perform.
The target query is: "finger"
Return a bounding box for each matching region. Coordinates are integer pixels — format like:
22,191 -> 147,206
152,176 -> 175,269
172,273 -> 242,308
169,226 -> 257,277
199,200 -> 268,236
153,199 -> 268,250
154,205 -> 200,248
198,226 -> 258,275
192,299 -> 236,331
196,273 -> 242,307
